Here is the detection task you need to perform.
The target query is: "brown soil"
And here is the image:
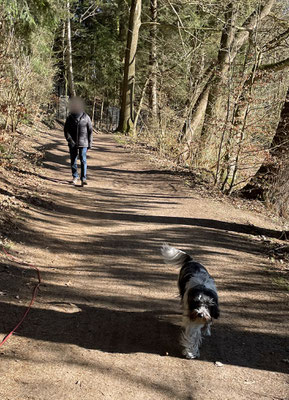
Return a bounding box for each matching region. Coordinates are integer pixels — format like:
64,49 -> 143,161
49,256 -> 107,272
0,125 -> 288,400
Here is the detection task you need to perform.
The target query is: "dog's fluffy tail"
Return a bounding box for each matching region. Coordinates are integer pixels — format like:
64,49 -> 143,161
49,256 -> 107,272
161,244 -> 190,266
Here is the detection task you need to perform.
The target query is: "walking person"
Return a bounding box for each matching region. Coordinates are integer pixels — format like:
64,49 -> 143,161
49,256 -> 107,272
64,97 -> 93,186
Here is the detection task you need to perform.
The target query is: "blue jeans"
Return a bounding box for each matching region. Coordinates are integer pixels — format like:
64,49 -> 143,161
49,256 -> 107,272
69,146 -> 88,181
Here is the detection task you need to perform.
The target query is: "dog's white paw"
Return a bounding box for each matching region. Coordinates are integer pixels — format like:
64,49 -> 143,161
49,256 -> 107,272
183,349 -> 199,359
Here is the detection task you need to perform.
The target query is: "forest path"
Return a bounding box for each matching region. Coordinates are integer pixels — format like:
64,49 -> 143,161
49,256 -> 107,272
0,126 -> 288,400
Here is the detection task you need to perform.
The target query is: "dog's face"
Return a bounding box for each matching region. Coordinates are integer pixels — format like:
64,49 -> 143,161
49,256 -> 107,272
187,289 -> 219,323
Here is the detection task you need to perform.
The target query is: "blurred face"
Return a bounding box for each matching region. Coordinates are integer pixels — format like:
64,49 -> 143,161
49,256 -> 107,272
69,97 -> 84,114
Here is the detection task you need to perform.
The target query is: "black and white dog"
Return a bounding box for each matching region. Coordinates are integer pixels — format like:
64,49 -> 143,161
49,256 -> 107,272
161,244 -> 219,359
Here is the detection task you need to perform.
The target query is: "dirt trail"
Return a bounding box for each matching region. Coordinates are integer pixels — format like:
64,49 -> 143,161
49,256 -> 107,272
0,126 -> 288,400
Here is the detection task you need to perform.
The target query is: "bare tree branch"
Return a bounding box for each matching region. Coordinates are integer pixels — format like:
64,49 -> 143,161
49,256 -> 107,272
259,56 -> 289,72
79,4 -> 99,23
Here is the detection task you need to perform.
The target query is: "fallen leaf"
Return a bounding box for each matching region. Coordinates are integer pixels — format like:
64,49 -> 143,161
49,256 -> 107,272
214,361 -> 224,367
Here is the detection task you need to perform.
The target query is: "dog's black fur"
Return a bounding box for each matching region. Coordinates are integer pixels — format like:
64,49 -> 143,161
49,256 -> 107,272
162,244 -> 220,358
178,260 -> 220,320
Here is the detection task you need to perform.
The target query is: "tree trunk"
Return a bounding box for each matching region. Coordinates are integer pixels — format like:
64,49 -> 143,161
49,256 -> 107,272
181,0 -> 276,164
117,0 -> 142,134
180,85 -> 210,162
92,97 -> 96,127
99,98 -> 104,130
117,0 -> 128,99
196,2 -> 236,162
198,0 -> 276,157
61,21 -> 68,97
181,2 -> 236,160
134,77 -> 149,133
66,0 -> 76,97
148,0 -> 158,124
180,64 -> 215,143
241,90 -> 289,199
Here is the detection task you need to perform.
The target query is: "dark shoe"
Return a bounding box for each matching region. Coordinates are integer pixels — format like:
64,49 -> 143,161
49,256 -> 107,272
81,180 -> 88,186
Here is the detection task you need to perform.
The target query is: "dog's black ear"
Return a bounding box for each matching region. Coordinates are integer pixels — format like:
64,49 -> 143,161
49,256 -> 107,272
210,304 -> 220,319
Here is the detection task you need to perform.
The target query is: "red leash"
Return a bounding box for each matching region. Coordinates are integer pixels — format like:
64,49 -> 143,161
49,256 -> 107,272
0,247 -> 42,347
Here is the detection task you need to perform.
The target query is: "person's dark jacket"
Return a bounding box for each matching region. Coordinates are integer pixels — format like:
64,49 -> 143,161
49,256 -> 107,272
64,112 -> 93,148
